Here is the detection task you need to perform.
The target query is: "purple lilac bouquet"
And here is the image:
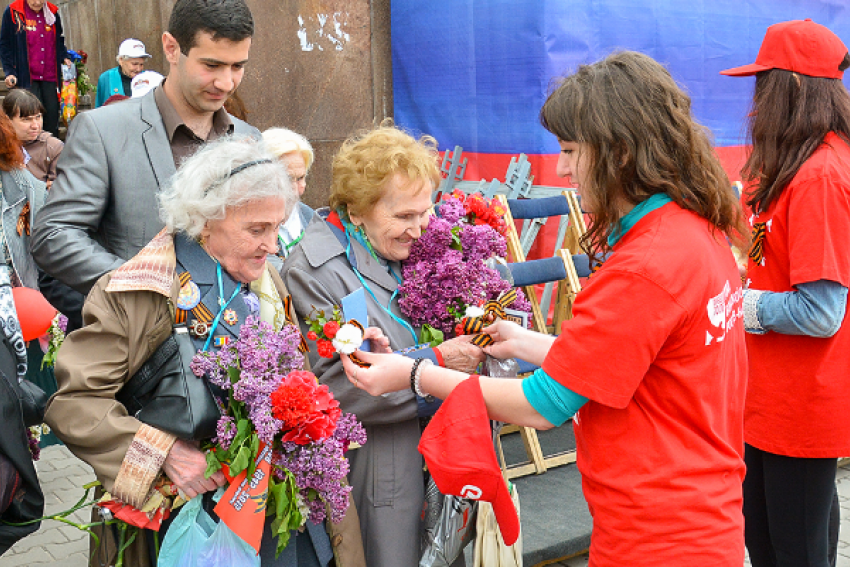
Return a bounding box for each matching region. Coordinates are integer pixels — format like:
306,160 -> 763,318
191,316 -> 366,555
399,193 -> 532,342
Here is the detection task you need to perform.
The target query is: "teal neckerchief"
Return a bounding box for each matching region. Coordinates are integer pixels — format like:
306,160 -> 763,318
338,212 -> 379,262
335,211 -> 418,344
607,193 -> 673,247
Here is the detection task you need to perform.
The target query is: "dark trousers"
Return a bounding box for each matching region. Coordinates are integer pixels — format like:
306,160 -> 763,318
27,81 -> 60,137
743,444 -> 839,567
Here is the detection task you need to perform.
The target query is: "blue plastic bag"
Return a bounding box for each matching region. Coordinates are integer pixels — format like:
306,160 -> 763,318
158,494 -> 259,567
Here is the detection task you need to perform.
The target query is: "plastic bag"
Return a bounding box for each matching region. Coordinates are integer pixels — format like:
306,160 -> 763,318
61,62 -> 77,82
158,494 -> 259,567
60,81 -> 77,125
484,355 -> 519,379
420,476 -> 477,567
473,483 -> 522,567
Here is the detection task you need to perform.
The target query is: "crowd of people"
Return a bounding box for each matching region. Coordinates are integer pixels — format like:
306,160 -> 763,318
0,1 -> 847,566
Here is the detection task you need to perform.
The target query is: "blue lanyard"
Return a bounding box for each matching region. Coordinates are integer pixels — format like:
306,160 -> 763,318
344,238 -> 418,344
203,262 -> 242,351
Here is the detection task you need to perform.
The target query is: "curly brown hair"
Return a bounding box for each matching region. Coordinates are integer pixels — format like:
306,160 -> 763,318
540,51 -> 748,257
743,53 -> 850,213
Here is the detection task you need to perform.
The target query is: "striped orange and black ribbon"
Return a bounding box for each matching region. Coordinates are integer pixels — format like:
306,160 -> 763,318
462,289 -> 519,347
748,222 -> 767,265
346,319 -> 371,368
283,295 -> 309,353
16,202 -> 29,236
174,271 -> 214,325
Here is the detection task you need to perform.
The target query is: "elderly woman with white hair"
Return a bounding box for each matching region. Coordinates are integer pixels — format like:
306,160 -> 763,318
262,127 -> 316,260
95,38 -> 152,107
44,137 -> 367,567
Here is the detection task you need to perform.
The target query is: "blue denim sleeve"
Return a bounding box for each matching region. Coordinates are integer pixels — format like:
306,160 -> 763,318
757,279 -> 848,337
521,368 -> 588,427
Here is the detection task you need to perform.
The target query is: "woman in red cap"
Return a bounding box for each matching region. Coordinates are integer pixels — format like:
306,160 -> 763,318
342,50 -> 750,567
720,19 -> 850,567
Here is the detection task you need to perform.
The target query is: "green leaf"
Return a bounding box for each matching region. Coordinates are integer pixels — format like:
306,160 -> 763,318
230,444 -> 251,477
274,526 -> 292,558
227,366 -> 240,384
420,324 -> 444,347
246,433 -> 260,478
204,451 -> 222,479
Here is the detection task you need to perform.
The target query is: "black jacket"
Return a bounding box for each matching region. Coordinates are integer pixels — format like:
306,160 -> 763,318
0,331 -> 44,555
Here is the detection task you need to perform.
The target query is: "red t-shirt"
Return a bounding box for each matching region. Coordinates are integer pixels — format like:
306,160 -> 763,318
543,203 -> 746,567
744,132 -> 850,458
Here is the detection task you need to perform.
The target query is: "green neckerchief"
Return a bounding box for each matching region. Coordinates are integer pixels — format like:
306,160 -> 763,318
338,209 -> 380,262
607,193 -> 673,247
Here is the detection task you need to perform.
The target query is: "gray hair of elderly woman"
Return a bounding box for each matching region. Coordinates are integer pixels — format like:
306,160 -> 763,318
262,127 -> 314,170
158,136 -> 297,238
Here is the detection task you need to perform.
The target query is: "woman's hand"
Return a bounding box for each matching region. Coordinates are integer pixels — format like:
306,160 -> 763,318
341,350 -> 414,396
362,326 -> 392,353
436,335 -> 485,373
162,439 -> 227,500
482,319 -> 530,360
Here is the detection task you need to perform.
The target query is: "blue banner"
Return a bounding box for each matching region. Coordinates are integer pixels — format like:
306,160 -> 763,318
392,0 -> 850,155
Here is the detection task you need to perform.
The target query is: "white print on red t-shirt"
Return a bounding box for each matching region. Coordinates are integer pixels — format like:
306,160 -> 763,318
705,280 -> 743,346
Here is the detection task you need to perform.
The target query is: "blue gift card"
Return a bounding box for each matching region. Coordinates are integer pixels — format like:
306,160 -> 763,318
341,287 -> 370,352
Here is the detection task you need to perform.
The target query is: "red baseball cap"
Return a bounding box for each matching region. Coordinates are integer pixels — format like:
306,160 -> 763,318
418,375 -> 520,546
720,19 -> 848,79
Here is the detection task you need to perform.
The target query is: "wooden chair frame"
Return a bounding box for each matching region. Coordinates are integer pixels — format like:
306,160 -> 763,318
494,193 -> 587,479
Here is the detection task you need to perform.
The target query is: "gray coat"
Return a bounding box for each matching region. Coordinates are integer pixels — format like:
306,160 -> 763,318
1,169 -> 45,289
30,91 -> 259,295
283,212 -> 424,567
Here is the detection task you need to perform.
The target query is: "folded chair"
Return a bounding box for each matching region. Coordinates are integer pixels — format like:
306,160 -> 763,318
491,194 -> 588,479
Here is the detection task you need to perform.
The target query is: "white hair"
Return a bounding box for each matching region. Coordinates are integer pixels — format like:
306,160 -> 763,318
262,127 -> 314,170
158,136 -> 297,238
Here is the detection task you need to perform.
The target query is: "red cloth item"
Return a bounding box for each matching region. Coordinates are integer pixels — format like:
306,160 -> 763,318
720,19 -> 848,79
542,203 -> 747,566
744,132 -> 850,458
12,287 -> 56,341
418,375 -> 520,546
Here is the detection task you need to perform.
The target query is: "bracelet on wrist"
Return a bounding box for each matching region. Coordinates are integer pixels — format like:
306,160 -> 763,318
414,359 -> 434,401
410,358 -> 424,395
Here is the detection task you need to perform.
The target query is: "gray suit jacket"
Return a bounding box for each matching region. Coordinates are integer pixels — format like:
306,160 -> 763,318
31,91 -> 260,294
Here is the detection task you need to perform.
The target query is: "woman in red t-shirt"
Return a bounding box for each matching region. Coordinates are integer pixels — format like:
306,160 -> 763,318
721,19 -> 850,567
339,51 -> 750,566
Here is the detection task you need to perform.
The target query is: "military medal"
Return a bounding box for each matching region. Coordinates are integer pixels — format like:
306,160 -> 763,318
177,280 -> 201,310
190,319 -> 210,339
223,309 -> 238,326
214,336 -> 230,348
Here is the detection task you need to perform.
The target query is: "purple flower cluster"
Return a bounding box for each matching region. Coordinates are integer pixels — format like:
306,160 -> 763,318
273,413 -> 366,524
56,314 -> 68,334
192,316 -> 305,444
26,427 -> 40,461
399,196 -> 529,336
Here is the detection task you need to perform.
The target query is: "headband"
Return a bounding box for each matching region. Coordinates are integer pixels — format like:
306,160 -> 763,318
204,159 -> 273,194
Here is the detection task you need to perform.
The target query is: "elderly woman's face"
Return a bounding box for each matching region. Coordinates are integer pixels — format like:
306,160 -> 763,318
284,153 -> 307,197
349,173 -> 433,262
201,196 -> 287,283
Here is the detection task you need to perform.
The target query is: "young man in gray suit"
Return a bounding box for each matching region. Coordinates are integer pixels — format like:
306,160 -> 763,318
32,0 -> 260,302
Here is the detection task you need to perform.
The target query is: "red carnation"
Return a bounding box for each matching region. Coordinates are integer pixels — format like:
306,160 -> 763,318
317,339 -> 335,358
307,330 -> 318,341
272,370 -> 341,444
323,321 -> 340,339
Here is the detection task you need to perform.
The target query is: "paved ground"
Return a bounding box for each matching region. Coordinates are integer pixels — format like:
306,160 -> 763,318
2,446 -> 850,566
